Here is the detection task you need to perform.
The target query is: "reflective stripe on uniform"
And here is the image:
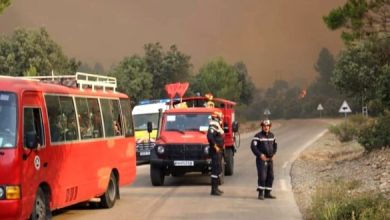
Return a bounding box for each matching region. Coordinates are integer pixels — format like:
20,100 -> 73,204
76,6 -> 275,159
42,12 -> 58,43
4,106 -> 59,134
265,187 -> 272,190
259,138 -> 275,141
211,175 -> 219,179
257,186 -> 265,190
252,137 -> 275,142
210,122 -> 224,134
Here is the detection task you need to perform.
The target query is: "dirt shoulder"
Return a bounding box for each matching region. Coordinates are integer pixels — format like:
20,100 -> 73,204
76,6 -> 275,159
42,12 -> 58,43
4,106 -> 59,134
291,131 -> 390,219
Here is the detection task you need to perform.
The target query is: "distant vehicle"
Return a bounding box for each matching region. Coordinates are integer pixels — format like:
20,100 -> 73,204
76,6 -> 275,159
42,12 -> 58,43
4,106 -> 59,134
0,73 -> 136,219
150,84 -> 239,186
132,101 -> 168,163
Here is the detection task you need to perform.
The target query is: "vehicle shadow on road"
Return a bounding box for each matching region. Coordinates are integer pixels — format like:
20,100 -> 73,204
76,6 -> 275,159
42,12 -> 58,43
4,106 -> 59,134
52,201 -> 104,217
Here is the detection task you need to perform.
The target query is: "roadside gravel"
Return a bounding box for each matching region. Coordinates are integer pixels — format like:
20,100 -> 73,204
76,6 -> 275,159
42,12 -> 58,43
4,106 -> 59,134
291,131 -> 390,219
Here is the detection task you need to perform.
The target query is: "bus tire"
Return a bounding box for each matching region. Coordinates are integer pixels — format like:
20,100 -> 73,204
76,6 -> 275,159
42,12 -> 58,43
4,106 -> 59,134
224,148 -> 234,176
30,188 -> 51,220
151,165 -> 164,186
100,173 -> 118,208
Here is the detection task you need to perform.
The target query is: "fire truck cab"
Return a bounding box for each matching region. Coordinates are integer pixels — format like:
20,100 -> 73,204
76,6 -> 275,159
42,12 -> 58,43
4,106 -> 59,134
149,96 -> 239,186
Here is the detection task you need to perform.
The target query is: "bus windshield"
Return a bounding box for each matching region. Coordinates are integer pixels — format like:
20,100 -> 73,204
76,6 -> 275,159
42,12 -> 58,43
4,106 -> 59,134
164,113 -> 210,132
133,113 -> 159,131
0,92 -> 17,148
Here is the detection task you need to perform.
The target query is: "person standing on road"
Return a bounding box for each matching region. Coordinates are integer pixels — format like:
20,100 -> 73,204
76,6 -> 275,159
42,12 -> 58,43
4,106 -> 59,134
250,119 -> 277,200
207,111 -> 225,196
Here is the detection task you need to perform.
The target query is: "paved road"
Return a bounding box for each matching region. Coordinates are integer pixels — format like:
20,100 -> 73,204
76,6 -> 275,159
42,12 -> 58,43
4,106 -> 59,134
53,119 -> 330,220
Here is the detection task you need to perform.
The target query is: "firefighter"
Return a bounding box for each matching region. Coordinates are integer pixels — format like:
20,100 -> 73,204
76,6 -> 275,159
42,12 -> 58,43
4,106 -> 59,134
207,111 -> 224,196
250,119 -> 277,200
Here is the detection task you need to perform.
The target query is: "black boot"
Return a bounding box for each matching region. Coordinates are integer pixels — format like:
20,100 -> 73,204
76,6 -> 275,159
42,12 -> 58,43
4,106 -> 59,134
265,190 -> 276,199
210,179 -> 222,196
257,189 -> 264,200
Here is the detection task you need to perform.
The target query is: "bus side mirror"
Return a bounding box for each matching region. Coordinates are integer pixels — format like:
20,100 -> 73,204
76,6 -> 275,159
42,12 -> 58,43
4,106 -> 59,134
147,121 -> 153,133
25,131 -> 39,149
232,121 -> 239,133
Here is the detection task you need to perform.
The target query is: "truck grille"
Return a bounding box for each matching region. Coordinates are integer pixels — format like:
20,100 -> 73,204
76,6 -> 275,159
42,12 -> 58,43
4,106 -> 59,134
164,144 -> 205,160
136,142 -> 155,151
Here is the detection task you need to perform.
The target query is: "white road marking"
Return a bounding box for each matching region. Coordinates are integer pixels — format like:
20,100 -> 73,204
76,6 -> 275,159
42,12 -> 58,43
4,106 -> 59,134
282,161 -> 289,169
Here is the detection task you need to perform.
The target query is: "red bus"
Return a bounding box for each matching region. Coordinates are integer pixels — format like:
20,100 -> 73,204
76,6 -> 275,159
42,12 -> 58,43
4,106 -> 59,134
0,73 -> 136,220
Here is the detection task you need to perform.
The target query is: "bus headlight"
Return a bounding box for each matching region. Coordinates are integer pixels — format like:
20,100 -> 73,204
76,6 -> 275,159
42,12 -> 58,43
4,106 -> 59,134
157,145 -> 165,154
204,145 -> 210,155
6,186 -> 20,200
0,186 -> 4,199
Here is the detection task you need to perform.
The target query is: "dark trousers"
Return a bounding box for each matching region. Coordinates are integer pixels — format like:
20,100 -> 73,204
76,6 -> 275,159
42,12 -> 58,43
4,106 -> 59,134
210,151 -> 222,179
256,158 -> 274,190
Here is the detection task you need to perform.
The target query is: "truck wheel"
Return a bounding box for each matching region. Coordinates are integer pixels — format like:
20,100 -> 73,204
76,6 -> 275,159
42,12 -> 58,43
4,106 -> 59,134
151,165 -> 165,186
30,188 -> 51,220
224,148 -> 234,176
100,173 -> 118,208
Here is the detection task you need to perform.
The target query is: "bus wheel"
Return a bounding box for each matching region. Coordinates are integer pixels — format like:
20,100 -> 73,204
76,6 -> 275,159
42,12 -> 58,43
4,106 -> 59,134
100,173 -> 118,208
150,165 -> 165,186
30,188 -> 51,220
224,148 -> 234,176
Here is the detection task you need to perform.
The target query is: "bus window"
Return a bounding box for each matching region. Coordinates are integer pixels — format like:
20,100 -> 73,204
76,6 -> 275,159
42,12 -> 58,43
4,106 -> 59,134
111,100 -> 122,136
23,108 -> 44,147
101,99 -> 122,137
120,99 -> 134,137
46,95 -> 63,142
75,98 -> 103,139
45,95 -> 78,143
89,98 -> 103,138
0,92 -> 17,148
59,96 -> 78,141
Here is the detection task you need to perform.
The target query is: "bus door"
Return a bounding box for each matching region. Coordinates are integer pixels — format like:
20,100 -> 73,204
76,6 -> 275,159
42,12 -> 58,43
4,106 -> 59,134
20,91 -> 49,216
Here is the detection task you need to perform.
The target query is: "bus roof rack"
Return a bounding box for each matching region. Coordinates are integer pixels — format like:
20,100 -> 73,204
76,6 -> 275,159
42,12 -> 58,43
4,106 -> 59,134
23,72 -> 117,92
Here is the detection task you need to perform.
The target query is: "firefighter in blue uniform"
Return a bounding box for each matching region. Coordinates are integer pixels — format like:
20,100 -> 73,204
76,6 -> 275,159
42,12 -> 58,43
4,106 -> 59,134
207,111 -> 224,196
250,119 -> 277,200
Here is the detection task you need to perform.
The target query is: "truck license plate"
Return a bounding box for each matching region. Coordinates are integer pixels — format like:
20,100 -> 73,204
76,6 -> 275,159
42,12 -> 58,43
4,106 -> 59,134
174,160 -> 194,166
140,151 -> 150,156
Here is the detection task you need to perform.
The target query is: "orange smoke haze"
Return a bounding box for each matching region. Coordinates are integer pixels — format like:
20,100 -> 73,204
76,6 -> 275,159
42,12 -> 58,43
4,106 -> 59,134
0,0 -> 345,88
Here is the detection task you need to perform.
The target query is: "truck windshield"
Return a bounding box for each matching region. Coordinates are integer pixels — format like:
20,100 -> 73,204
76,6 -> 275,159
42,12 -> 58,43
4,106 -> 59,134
0,92 -> 17,148
133,113 -> 159,131
164,114 -> 210,132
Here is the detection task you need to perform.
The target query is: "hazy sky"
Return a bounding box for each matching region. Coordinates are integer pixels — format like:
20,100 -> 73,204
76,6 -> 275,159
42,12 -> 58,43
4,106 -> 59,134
0,0 -> 345,88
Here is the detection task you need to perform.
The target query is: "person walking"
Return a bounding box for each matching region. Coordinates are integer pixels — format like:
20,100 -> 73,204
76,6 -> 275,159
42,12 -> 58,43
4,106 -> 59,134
207,111 -> 225,196
250,119 -> 277,200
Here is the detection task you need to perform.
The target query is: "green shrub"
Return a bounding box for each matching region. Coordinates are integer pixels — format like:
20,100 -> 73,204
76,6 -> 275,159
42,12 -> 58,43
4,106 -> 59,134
329,115 -> 370,142
358,110 -> 390,151
310,180 -> 390,220
329,122 -> 358,142
348,114 -> 369,126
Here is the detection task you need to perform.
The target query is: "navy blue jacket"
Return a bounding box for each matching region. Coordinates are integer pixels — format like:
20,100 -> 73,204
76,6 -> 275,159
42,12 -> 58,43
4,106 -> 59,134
250,131 -> 277,158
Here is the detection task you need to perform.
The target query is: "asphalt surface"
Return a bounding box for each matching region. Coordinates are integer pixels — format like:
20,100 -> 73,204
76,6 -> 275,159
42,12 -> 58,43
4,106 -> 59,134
53,119 -> 330,220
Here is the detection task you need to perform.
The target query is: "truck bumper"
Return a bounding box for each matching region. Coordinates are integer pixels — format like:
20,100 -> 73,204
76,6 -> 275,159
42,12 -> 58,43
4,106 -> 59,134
150,158 -> 211,173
